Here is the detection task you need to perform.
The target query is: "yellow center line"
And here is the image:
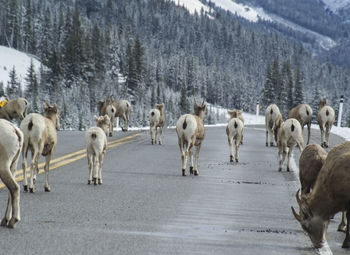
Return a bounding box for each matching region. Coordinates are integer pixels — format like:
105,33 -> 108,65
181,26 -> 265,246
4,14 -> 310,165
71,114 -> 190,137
0,133 -> 142,190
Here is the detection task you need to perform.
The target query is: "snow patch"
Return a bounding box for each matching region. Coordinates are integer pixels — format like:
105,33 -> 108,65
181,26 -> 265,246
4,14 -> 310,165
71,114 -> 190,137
171,0 -> 210,15
322,0 -> 350,12
209,0 -> 272,22
0,46 -> 41,91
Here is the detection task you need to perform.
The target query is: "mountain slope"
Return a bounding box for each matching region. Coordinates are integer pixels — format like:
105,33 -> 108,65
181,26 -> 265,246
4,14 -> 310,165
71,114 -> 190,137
0,46 -> 41,91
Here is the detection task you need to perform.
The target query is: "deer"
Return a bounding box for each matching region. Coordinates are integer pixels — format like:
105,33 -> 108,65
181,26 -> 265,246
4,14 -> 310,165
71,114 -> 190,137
176,100 -> 206,176
20,102 -> 60,193
0,119 -> 23,228
317,98 -> 335,148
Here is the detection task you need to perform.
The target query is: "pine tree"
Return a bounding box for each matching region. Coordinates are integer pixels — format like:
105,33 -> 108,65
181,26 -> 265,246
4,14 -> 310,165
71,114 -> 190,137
157,84 -> 161,103
91,23 -> 104,75
0,82 -> 5,97
311,83 -> 320,122
261,63 -> 274,109
151,83 -> 156,107
25,59 -> 39,112
7,66 -> 21,98
180,84 -> 189,114
23,0 -> 35,53
6,0 -> 20,49
126,42 -> 138,101
294,65 -> 304,105
285,62 -> 294,111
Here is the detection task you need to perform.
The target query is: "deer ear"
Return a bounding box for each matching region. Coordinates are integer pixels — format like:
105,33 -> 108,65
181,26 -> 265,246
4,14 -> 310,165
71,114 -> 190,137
42,102 -> 48,111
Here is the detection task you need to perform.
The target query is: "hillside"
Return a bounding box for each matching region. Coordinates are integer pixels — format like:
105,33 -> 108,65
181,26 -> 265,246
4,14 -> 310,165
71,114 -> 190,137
0,46 -> 41,91
0,0 -> 350,129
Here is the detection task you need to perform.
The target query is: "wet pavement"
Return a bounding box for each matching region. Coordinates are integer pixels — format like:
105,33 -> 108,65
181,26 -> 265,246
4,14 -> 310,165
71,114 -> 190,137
0,125 -> 348,254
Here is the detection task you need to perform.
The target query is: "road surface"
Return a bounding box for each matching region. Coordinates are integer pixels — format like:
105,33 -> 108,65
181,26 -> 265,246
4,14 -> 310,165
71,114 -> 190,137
0,125 -> 347,254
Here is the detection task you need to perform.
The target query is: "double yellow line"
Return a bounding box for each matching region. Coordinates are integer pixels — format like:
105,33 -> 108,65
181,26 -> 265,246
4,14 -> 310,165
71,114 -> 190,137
0,133 -> 142,189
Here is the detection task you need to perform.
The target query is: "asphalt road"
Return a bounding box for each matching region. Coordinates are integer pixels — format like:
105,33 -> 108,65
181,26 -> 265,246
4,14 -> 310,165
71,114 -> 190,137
0,125 -> 348,254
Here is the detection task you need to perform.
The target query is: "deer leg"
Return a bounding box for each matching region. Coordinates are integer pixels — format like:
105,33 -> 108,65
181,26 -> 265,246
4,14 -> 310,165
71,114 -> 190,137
278,144 -> 287,172
0,165 -> 20,228
307,123 -> 311,145
189,149 -> 194,175
194,143 -> 202,176
325,124 -> 330,148
235,138 -> 240,162
98,152 -> 104,185
269,129 -> 274,146
150,125 -> 155,144
178,139 -> 186,176
228,136 -> 234,162
87,154 -> 93,184
158,126 -> 163,145
29,150 -> 40,193
109,116 -> 114,137
93,155 -> 98,185
338,211 -> 347,232
22,142 -> 29,192
287,145 -> 295,172
265,130 -> 268,147
342,209 -> 350,248
44,153 -> 52,192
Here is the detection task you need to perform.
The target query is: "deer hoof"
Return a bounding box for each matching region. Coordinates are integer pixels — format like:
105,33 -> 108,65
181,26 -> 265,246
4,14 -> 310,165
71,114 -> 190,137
29,187 -> 35,193
235,158 -> 238,163
182,169 -> 186,176
270,142 -> 274,147
23,185 -> 28,192
278,167 -> 282,172
7,218 -> 18,229
45,186 -> 51,192
88,180 -> 91,185
287,167 -> 290,172
342,239 -> 350,248
230,156 -> 234,162
0,218 -> 8,227
98,179 -> 102,185
194,170 -> 199,176
189,167 -> 194,175
93,178 -> 97,185
338,223 -> 347,232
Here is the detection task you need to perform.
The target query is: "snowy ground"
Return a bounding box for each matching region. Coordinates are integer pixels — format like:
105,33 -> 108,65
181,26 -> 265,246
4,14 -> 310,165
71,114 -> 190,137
126,111 -> 350,142
0,46 -> 41,90
171,0 -> 337,50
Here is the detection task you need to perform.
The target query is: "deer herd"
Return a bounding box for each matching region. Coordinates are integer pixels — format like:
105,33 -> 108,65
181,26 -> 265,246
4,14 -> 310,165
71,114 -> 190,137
0,95 -> 349,250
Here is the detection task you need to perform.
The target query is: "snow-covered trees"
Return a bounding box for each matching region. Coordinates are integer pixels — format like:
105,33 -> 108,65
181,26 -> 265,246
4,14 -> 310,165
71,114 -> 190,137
0,0 -> 349,128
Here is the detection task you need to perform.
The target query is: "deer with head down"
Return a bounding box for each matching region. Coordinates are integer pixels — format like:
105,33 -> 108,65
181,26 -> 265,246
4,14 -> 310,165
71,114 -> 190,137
0,97 -> 29,121
176,100 -> 206,176
292,141 -> 350,249
98,96 -> 131,133
20,101 -> 60,193
299,143 -> 347,233
317,98 -> 335,148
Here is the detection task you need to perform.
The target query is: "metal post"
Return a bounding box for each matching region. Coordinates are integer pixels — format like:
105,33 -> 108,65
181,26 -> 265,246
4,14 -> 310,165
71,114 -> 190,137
256,101 -> 259,121
337,95 -> 344,127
